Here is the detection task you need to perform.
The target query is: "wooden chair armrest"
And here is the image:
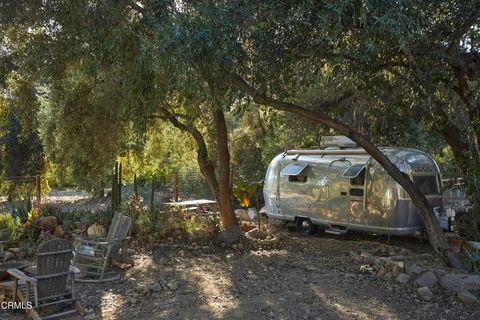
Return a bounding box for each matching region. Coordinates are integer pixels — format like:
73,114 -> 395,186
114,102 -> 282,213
7,268 -> 37,283
76,238 -> 109,246
113,237 -> 131,242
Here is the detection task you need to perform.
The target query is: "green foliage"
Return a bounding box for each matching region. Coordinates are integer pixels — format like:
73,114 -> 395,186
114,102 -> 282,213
232,181 -> 256,208
19,215 -> 41,247
0,213 -> 21,246
2,0 -> 480,232
124,194 -> 143,224
456,213 -> 480,242
50,207 -> 114,230
11,192 -> 33,223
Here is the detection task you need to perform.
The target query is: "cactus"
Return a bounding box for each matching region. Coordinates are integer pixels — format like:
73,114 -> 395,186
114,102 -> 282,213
150,179 -> 155,208
118,162 -> 122,208
112,162 -> 119,212
134,173 -> 138,196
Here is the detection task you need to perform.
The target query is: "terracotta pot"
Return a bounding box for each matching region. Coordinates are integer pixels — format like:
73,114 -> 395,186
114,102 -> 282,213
447,238 -> 463,253
241,225 -> 256,233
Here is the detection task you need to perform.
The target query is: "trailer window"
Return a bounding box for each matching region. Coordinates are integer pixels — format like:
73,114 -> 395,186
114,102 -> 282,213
281,163 -> 308,183
350,188 -> 364,197
350,168 -> 366,186
413,176 -> 439,195
289,175 -> 307,183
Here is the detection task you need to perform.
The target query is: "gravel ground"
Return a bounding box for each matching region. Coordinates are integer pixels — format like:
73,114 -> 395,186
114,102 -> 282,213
2,228 -> 479,320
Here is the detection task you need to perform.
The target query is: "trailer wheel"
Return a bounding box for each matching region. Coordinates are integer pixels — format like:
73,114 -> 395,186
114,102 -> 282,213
296,218 -> 318,235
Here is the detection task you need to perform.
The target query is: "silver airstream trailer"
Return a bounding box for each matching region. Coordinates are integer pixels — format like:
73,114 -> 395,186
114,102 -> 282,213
263,136 -> 444,236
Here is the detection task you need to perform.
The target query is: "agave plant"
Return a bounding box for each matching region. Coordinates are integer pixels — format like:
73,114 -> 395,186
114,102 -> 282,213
11,192 -> 33,224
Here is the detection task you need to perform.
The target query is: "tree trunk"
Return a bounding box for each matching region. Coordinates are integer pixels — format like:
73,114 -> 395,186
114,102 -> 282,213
214,109 -> 241,243
159,108 -> 241,243
233,75 -> 464,268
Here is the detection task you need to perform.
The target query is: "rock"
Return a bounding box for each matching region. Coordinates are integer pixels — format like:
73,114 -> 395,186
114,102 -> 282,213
87,223 -> 106,238
417,286 -> 434,301
377,267 -> 387,278
360,250 -> 373,263
135,284 -> 147,293
407,263 -> 425,276
73,221 -> 87,230
414,271 -> 438,287
373,256 -> 384,265
430,268 -> 448,278
246,228 -> 267,240
235,209 -> 250,221
40,216 -> 57,233
440,274 -> 480,293
420,253 -> 434,259
167,281 -> 178,290
392,265 -> 403,278
53,225 -> 65,237
458,290 -> 479,304
126,277 -> 137,286
383,271 -> 393,280
395,273 -> 411,284
389,255 -> 406,262
247,208 -> 258,220
237,243 -> 244,250
8,247 -> 20,254
385,258 -> 404,270
129,297 -> 137,304
359,265 -> 374,274
4,251 -> 13,261
149,284 -> 162,292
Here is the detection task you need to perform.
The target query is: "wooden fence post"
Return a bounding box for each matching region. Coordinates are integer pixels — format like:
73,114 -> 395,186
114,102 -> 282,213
118,162 -> 122,208
35,175 -> 41,206
175,172 -> 179,202
112,162 -> 118,212
134,173 -> 138,196
151,179 -> 155,208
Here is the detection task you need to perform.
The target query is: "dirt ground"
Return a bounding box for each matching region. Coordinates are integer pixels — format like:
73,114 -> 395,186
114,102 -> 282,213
2,228 -> 479,320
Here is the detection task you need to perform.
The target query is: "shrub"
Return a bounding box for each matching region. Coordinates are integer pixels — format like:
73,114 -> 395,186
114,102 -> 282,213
11,192 -> 33,223
456,212 -> 480,242
40,204 -> 63,220
66,207 -> 113,228
0,213 -> 21,246
124,194 -> 143,224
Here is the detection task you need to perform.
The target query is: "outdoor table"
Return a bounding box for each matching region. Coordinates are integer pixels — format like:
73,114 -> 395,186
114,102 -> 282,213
164,199 -> 218,217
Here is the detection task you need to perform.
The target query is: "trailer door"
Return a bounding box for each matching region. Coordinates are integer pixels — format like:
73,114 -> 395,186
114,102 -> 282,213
343,164 -> 367,225
327,161 -> 350,224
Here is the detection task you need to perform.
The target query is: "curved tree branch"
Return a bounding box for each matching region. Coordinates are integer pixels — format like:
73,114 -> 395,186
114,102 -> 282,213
231,74 -> 463,268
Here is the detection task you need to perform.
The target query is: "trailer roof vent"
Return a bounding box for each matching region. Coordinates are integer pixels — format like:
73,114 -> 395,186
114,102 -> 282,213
321,136 -> 357,148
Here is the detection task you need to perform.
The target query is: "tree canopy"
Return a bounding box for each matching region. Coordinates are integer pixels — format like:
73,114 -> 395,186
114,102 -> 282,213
1,0 -> 479,254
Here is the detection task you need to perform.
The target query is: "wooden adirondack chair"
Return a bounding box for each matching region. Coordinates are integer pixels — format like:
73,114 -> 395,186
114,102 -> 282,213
7,238 -> 84,320
73,212 -> 132,282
